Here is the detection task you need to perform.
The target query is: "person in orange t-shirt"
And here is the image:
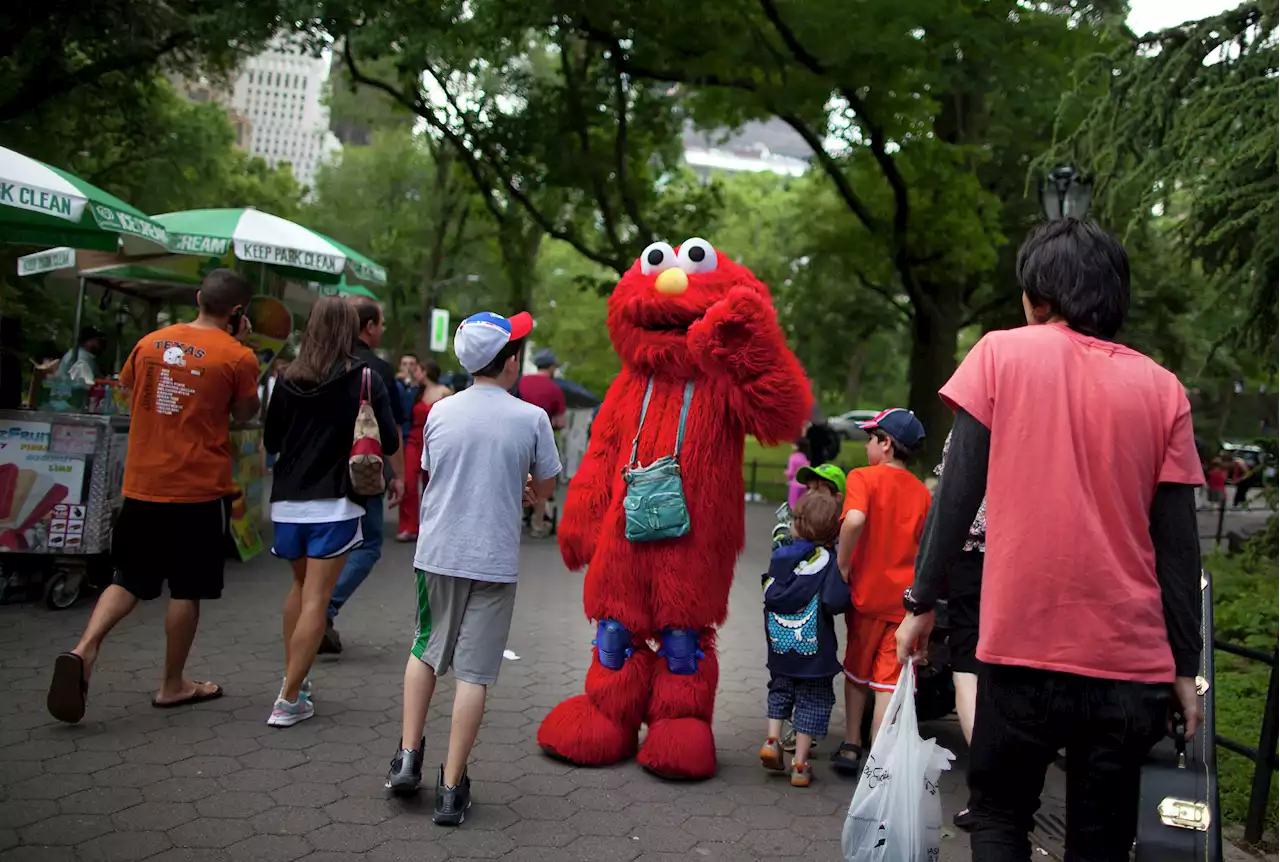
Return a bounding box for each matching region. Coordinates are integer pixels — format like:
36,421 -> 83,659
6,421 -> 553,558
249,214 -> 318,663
46,269 -> 261,727
830,408 -> 931,777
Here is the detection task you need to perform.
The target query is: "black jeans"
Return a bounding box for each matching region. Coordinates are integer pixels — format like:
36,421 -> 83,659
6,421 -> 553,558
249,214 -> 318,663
968,664 -> 1171,862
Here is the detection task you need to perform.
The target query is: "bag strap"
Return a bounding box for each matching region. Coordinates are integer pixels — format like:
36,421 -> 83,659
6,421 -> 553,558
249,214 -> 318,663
628,377 -> 697,466
628,377 -> 656,467
673,380 -> 694,459
360,367 -> 371,404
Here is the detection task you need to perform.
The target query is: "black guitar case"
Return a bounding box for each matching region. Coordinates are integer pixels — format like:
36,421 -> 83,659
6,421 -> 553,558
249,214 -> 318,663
1134,570 -> 1222,861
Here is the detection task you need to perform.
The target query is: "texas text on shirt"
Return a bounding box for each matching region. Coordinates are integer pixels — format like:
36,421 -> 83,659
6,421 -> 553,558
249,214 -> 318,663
937,323 -> 1204,683
118,323 -> 260,503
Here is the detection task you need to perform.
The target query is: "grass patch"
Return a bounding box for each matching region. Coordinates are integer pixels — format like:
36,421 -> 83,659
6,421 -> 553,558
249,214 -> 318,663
1208,548 -> 1279,840
743,438 -> 869,501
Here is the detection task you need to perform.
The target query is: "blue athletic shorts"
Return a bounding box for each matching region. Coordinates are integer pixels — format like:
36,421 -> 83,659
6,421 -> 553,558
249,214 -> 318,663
271,518 -> 364,561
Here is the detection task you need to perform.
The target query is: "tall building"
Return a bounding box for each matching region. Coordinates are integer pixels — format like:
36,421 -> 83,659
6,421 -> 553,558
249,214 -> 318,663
167,73 -> 253,150
227,42 -> 341,188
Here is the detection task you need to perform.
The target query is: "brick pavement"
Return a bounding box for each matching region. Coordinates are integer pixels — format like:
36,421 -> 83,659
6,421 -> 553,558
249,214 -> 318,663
0,505 -> 981,862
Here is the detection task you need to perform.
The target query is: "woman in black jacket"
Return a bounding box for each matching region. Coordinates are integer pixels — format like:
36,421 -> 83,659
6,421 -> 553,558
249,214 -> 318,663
263,296 -> 399,727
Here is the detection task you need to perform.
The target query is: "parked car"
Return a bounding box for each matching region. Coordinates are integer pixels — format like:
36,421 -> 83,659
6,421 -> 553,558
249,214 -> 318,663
828,409 -> 879,440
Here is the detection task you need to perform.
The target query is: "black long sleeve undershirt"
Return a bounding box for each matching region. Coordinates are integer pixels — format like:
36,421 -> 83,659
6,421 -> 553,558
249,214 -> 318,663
912,408 -> 1203,678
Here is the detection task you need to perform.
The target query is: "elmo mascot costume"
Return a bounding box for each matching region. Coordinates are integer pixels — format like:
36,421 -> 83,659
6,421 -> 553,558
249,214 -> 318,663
537,238 -> 811,779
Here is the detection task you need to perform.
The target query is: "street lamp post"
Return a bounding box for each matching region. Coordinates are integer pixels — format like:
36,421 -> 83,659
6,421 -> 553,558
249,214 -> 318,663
1039,165 -> 1093,220
424,273 -> 480,356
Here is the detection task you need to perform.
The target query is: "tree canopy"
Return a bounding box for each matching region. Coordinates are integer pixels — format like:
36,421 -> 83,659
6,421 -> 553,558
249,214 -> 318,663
0,0 -> 1272,453
0,0 -> 323,123
1052,0 -> 1278,355
306,0 -> 1133,463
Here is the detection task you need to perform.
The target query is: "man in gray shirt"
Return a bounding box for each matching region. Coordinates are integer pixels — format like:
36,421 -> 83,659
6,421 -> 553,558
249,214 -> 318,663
387,311 -> 560,825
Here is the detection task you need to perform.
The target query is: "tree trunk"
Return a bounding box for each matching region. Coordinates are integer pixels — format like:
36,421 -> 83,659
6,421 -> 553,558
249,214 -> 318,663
906,285 -> 963,471
845,343 -> 868,409
1216,383 -> 1235,442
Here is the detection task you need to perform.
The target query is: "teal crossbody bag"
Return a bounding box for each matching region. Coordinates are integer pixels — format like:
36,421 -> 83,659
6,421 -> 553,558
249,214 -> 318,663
622,377 -> 694,543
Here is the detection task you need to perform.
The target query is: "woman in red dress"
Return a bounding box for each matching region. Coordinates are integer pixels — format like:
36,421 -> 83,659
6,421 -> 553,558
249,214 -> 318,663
396,358 -> 453,541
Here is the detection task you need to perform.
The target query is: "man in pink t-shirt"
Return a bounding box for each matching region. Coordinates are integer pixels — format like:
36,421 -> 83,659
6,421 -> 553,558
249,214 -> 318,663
895,220 -> 1205,860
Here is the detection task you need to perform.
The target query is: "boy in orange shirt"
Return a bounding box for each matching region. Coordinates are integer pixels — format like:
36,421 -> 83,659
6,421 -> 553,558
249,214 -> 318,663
831,408 -> 931,777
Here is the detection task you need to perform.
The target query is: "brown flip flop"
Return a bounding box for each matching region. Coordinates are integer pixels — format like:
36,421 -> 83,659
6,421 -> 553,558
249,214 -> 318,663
151,682 -> 223,709
48,652 -> 88,724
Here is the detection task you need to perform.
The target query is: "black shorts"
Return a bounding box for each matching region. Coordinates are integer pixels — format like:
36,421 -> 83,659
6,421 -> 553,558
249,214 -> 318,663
112,497 -> 230,601
945,549 -> 984,675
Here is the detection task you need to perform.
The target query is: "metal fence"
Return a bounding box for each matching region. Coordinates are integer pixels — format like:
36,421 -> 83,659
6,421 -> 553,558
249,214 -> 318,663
1203,494 -> 1233,548
1213,640 -> 1279,845
744,459 -> 788,502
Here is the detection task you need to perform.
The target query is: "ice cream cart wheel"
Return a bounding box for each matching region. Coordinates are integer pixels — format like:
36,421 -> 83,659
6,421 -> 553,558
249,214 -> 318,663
44,570 -> 82,610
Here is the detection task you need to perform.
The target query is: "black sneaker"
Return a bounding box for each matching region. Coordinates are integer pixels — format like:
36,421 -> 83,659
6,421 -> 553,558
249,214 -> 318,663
385,738 -> 423,796
319,619 -> 343,655
433,765 -> 471,826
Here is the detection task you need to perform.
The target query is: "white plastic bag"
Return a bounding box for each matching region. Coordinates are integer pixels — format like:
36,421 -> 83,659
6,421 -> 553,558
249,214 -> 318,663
842,660 -> 956,862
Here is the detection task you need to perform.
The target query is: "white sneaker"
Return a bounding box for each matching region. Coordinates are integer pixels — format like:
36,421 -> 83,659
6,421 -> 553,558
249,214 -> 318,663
278,675 -> 313,701
267,692 -> 314,727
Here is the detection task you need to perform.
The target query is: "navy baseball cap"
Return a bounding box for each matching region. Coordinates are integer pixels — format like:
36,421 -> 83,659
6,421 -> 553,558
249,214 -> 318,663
859,408 -> 926,452
454,311 -> 533,373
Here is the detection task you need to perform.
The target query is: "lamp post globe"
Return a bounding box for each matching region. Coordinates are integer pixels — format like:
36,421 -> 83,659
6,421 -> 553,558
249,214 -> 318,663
1039,165 -> 1093,220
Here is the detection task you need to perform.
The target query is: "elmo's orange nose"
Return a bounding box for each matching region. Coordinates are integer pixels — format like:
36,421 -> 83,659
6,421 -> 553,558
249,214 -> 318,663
654,268 -> 688,295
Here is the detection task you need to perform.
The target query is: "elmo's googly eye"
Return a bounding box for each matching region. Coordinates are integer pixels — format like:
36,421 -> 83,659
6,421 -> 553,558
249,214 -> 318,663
639,241 -> 677,276
676,238 -> 718,274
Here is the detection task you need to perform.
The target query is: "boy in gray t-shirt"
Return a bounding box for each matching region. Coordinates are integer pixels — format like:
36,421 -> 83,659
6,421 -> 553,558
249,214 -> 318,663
387,311 -> 560,827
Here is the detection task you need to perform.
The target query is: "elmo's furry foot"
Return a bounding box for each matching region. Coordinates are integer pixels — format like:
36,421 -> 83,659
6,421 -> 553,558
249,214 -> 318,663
538,695 -> 638,766
637,717 -> 717,780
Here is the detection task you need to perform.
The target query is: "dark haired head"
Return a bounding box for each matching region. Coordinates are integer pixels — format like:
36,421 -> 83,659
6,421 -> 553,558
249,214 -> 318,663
78,326 -> 106,346
420,356 -> 441,384
474,339 -> 524,379
871,428 -> 914,464
1016,219 -> 1130,339
351,297 -> 382,335
198,268 -> 253,318
415,357 -> 443,401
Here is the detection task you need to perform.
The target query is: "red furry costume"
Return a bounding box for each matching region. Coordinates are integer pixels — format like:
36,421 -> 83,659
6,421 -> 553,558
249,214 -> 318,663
537,238 -> 810,779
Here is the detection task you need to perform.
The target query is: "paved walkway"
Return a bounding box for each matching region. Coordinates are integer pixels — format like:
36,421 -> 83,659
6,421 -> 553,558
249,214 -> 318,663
0,505 -> 990,862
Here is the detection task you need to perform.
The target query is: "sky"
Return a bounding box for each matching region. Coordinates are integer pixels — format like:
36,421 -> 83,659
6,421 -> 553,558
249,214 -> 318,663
1126,0 -> 1240,35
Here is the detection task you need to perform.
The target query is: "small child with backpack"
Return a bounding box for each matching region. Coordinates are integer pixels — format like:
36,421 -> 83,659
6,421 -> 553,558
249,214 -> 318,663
760,490 -> 852,786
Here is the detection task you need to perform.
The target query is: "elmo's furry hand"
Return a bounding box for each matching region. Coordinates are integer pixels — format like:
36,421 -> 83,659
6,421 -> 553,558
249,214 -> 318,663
687,285 -> 776,379
557,497 -> 597,572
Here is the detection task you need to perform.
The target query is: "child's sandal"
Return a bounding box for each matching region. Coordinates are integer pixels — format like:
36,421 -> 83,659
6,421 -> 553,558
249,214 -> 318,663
830,742 -> 863,776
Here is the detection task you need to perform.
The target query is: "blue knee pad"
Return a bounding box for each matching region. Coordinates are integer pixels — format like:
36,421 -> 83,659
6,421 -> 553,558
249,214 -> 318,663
593,619 -> 634,671
657,627 -> 704,675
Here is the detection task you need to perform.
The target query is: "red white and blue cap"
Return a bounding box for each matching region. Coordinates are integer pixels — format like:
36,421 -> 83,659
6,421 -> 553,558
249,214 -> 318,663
454,311 -> 534,373
858,408 -> 926,451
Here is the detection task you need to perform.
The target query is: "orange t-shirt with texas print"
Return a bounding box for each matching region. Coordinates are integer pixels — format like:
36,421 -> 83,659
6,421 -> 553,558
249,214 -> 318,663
842,464 -> 932,622
119,323 -> 259,504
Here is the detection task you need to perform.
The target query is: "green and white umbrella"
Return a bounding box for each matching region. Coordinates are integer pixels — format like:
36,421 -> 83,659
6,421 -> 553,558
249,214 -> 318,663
158,208 -> 366,285
319,275 -> 380,301
0,145 -> 168,253
316,233 -> 387,288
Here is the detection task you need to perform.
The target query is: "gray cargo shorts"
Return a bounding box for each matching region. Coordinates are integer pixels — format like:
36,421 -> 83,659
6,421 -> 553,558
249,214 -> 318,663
412,570 -> 517,686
